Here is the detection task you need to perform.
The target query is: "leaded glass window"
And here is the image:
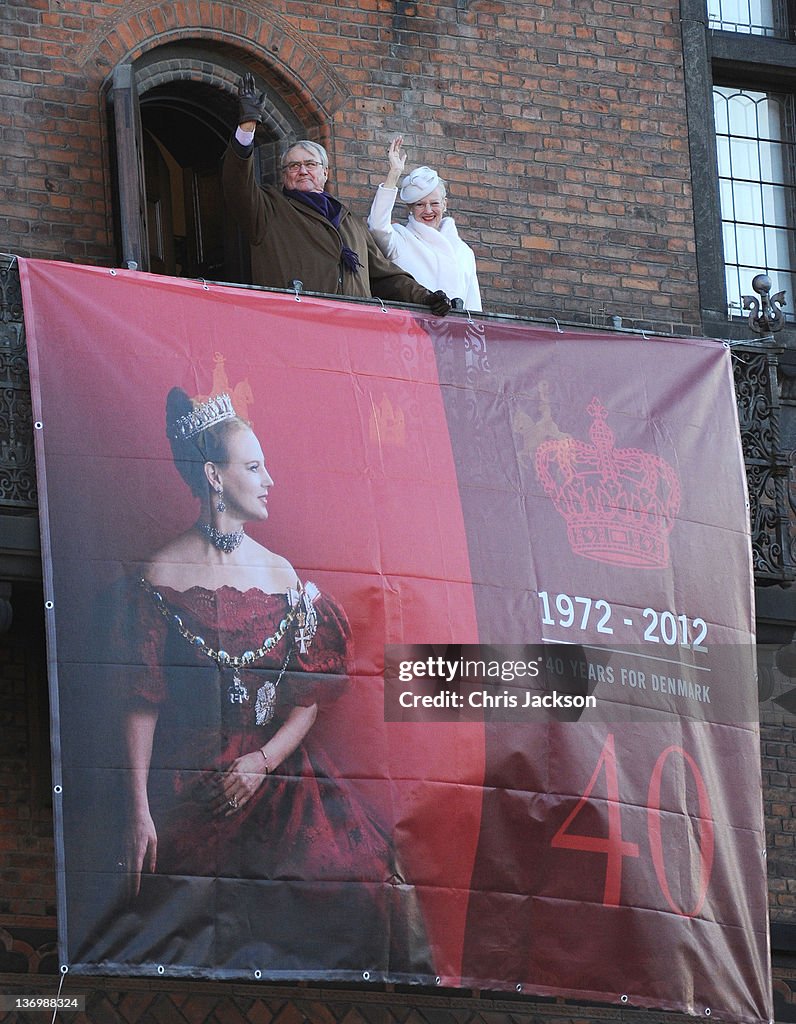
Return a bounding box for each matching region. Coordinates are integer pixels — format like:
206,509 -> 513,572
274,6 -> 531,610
714,86 -> 796,319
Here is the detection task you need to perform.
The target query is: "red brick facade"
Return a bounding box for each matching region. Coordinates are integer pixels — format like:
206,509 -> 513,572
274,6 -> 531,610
2,0 -> 699,332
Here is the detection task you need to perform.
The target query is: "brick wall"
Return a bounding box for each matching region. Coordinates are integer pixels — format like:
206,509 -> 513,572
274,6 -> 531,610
1,0 -> 698,333
763,710 -> 796,926
0,585 -> 54,924
0,0 -> 112,268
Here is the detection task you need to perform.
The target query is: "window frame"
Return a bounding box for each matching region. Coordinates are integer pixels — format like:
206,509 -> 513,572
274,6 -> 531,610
706,0 -> 794,39
682,0 -> 796,341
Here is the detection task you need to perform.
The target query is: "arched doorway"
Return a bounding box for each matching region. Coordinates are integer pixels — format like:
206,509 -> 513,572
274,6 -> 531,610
108,46 -> 306,283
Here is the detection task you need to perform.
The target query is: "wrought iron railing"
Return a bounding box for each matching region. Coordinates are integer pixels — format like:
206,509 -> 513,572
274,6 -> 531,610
2,254 -> 795,582
0,255 -> 36,510
733,342 -> 796,582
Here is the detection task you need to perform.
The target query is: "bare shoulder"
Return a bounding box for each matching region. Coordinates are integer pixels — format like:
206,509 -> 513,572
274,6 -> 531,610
144,532 -> 206,589
142,533 -> 299,594
247,540 -> 298,590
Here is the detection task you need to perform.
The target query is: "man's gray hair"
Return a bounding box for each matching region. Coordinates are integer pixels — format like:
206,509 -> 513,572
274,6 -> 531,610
281,140 -> 329,169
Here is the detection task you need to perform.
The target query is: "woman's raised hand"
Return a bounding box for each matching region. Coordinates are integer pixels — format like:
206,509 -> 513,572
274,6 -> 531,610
388,136 -> 407,172
385,136 -> 407,188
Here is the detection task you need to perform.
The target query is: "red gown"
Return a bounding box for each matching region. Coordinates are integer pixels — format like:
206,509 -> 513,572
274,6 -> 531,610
122,580 -> 428,979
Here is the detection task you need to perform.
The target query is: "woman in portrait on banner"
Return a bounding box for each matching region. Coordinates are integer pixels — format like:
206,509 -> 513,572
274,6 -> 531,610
367,136 -> 482,312
116,388 -> 427,976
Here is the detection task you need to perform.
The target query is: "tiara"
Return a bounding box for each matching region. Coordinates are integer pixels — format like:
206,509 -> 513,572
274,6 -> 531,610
170,393 -> 236,440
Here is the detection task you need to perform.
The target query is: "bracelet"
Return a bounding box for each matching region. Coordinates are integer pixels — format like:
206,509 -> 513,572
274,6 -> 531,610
260,748 -> 269,774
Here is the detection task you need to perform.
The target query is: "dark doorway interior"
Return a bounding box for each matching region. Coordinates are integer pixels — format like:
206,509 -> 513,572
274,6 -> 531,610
139,81 -> 256,283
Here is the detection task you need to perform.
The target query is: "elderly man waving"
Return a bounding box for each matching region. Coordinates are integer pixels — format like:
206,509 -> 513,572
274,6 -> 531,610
223,76 -> 450,314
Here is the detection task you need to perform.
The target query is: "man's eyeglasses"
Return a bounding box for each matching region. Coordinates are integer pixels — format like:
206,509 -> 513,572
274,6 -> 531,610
283,160 -> 324,172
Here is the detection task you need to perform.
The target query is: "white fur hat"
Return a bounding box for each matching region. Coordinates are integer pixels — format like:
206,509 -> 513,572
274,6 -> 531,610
399,166 -> 441,203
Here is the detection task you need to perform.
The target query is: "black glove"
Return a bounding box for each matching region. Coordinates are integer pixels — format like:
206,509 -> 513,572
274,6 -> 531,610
237,73 -> 267,126
428,289 -> 452,317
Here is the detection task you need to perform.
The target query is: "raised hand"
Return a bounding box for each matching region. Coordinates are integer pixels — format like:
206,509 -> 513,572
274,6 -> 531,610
388,136 -> 407,174
385,136 -> 407,188
237,72 -> 267,130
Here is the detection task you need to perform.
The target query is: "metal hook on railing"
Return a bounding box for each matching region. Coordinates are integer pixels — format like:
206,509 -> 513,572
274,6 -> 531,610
548,317 -> 563,333
377,297 -> 388,313
290,279 -> 303,302
0,253 -> 18,269
451,297 -> 474,324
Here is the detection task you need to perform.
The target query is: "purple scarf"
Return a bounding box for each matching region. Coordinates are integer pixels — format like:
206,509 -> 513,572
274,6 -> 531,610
283,189 -> 363,273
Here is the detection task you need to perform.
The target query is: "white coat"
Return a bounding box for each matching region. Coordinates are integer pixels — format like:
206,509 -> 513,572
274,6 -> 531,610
367,185 -> 483,311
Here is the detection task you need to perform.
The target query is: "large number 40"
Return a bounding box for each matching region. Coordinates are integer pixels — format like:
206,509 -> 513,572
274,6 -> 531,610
550,733 -> 714,917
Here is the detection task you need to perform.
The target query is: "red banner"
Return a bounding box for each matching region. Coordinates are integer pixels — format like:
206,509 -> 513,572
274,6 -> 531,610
21,258 -> 770,1020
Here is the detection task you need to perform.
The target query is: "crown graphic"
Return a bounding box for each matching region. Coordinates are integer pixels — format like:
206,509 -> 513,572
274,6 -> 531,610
535,398 -> 681,568
171,392 -> 236,440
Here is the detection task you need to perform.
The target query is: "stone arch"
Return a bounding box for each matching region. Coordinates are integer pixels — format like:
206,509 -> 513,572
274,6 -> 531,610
127,40 -> 309,184
133,51 -> 300,144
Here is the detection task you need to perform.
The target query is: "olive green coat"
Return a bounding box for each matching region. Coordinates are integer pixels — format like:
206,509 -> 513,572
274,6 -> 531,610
222,141 -> 435,304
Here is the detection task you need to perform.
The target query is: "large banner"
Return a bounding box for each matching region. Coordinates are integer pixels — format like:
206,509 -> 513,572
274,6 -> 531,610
21,258 -> 770,1021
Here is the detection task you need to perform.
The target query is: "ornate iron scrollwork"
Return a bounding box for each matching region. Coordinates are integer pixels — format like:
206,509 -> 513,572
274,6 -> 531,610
0,255 -> 37,509
733,342 -> 795,581
742,273 -> 787,335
